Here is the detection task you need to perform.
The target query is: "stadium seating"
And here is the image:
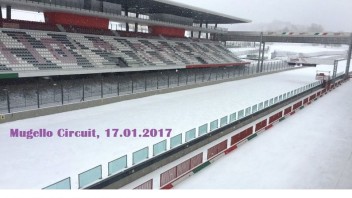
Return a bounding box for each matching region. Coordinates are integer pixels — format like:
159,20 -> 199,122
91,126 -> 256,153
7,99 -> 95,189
0,28 -> 243,72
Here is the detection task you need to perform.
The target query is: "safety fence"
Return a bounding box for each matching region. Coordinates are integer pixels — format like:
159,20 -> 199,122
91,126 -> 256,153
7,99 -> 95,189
0,61 -> 290,114
42,73 -> 347,189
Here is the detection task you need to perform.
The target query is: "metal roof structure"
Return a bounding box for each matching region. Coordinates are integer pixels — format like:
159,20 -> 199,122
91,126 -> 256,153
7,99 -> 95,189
219,31 -> 352,44
0,0 -> 250,24
107,0 -> 251,24
0,0 -> 250,33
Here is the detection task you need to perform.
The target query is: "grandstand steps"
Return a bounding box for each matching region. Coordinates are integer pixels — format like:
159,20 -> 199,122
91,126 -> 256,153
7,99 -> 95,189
69,37 -> 99,69
112,31 -> 120,37
159,34 -> 167,40
158,41 -> 189,65
56,24 -> 66,32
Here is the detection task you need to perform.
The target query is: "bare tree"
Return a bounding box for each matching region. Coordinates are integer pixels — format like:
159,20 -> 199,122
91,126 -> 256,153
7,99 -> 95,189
307,23 -> 324,32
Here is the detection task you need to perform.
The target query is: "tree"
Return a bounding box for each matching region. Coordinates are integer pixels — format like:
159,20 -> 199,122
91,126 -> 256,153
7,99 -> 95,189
307,23 -> 324,32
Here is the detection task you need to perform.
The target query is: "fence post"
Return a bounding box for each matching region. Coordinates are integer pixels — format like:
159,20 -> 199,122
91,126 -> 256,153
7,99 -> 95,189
203,70 -> 205,82
167,72 -> 170,88
131,77 -> 134,94
67,87 -> 70,102
117,78 -> 120,96
270,62 -> 273,72
61,81 -> 64,105
36,82 -> 40,109
101,75 -> 103,98
272,62 -> 274,71
144,74 -> 147,91
53,85 -> 56,104
177,70 -> 180,86
195,70 -> 197,83
157,73 -> 159,89
5,88 -> 10,113
267,62 -> 269,72
82,78 -> 85,102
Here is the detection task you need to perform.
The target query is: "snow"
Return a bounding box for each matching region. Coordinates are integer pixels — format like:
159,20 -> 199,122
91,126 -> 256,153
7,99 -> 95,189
317,60 -> 350,75
174,81 -> 352,189
229,43 -> 347,55
0,68 -> 321,189
268,43 -> 348,54
229,47 -> 258,52
0,44 -> 351,189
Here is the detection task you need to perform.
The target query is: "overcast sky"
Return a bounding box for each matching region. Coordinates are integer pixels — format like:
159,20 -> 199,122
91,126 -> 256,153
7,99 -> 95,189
170,0 -> 352,32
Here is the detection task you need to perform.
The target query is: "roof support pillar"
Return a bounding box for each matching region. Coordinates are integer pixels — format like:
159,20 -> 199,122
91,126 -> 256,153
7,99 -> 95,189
99,0 -> 103,12
198,21 -> 203,39
191,31 -> 194,38
6,5 -> 11,20
124,6 -> 129,32
135,12 -> 139,33
206,23 -> 209,39
83,0 -> 92,10
0,6 -> 2,19
213,23 -> 218,40
346,33 -> 352,77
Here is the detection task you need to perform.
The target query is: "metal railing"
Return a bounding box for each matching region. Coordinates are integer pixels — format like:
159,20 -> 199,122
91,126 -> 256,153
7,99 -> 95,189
0,61 -> 290,114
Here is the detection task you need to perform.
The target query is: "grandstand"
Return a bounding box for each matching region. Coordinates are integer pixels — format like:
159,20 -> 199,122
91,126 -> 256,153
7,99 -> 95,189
0,0 -> 251,76
0,0 -> 256,115
0,28 -> 242,73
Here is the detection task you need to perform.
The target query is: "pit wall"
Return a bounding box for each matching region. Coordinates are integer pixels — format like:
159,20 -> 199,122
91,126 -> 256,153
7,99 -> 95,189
120,78 -> 348,189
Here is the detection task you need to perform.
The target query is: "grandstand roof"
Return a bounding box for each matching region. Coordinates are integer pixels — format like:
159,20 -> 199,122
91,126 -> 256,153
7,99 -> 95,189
105,0 -> 251,24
